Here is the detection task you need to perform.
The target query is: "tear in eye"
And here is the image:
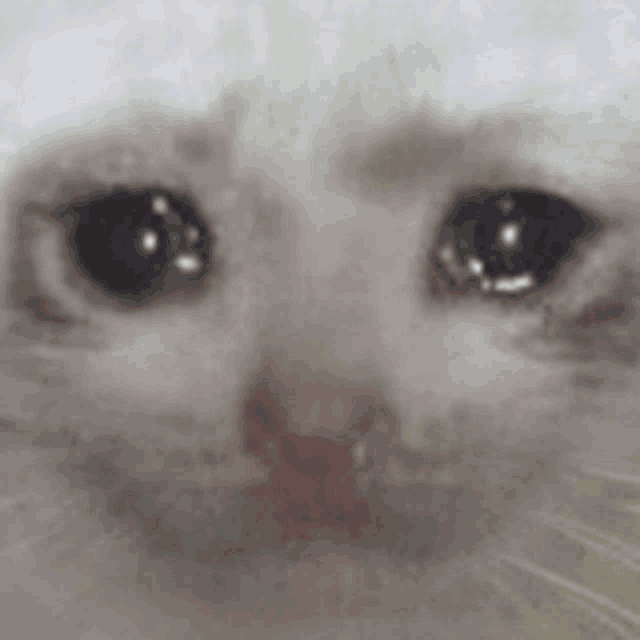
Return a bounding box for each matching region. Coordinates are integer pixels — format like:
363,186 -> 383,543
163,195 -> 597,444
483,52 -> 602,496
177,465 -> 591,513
431,189 -> 602,298
59,188 -> 213,305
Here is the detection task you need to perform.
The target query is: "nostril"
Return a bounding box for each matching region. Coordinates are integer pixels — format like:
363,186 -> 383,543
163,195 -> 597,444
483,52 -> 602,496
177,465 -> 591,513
354,411 -> 374,435
352,408 -> 384,436
253,404 -> 270,426
242,382 -> 289,460
244,386 -> 285,436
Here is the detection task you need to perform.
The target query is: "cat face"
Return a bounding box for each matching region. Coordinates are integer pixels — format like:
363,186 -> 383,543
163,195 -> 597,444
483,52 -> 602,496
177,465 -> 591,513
2,6 -> 640,640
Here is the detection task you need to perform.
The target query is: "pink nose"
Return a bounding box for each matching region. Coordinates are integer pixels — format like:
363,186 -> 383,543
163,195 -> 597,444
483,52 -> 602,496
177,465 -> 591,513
242,381 -> 376,543
233,355 -> 486,567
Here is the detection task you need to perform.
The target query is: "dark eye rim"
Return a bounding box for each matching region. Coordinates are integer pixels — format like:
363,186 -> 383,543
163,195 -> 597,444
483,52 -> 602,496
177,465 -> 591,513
59,185 -> 218,308
6,182 -> 223,341
425,186 -> 606,304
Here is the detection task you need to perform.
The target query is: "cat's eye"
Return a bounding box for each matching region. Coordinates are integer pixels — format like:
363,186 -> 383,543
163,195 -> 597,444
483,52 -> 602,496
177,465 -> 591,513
430,188 -> 603,299
55,187 -> 214,306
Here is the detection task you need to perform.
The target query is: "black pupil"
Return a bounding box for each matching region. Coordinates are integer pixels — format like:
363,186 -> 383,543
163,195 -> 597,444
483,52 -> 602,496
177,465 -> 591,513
68,188 -> 211,304
443,189 -> 599,293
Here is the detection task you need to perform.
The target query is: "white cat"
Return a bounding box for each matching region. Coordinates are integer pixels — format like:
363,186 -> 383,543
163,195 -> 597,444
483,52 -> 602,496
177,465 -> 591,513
1,4 -> 639,639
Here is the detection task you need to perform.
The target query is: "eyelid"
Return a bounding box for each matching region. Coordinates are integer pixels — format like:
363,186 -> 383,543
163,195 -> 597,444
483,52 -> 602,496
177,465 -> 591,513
424,187 -> 608,302
1,113 -> 301,345
3,167 -> 223,345
323,113 -> 630,311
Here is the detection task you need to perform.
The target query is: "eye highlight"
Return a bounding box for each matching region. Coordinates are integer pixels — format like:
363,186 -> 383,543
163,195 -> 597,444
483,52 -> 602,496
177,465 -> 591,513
430,188 -> 603,300
57,188 -> 214,306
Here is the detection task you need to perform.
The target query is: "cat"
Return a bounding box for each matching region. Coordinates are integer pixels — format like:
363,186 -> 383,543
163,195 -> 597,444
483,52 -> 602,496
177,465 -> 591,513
1,13 -> 640,640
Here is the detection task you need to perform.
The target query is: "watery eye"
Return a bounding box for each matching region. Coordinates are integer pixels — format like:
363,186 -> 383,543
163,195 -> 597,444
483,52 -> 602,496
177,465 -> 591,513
58,188 -> 214,306
431,188 -> 603,299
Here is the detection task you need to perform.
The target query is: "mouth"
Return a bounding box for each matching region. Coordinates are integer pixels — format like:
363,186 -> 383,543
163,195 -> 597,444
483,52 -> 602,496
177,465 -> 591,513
27,361 -> 570,631
239,379 -> 488,564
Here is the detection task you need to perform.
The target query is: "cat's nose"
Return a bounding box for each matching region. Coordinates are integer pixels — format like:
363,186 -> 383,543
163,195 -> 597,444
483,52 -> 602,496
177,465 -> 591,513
240,352 -> 400,444
237,353 -> 402,543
